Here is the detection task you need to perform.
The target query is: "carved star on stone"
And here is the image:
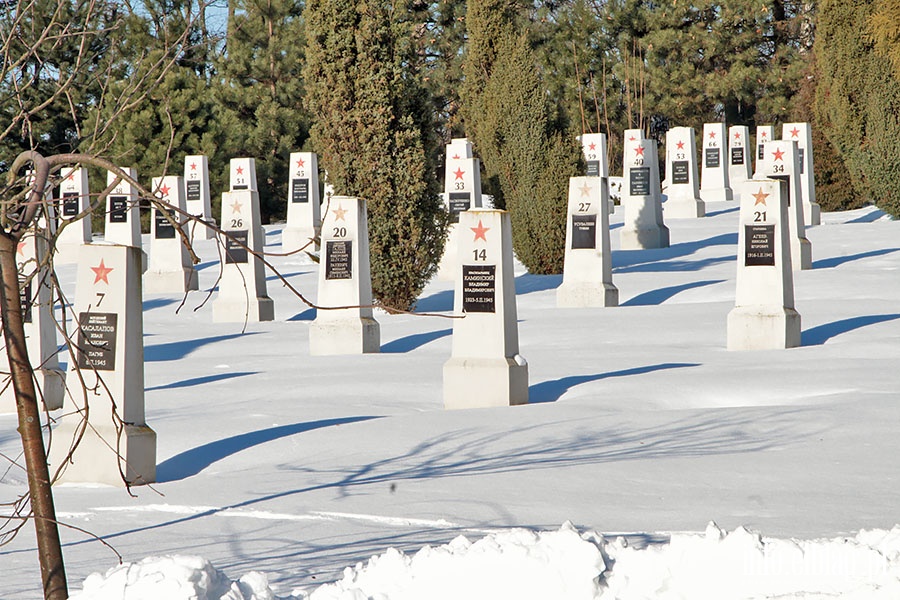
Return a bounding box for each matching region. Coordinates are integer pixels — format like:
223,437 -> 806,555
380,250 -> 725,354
190,163 -> 197,170
579,183 -> 592,197
588,142 -> 596,151
453,167 -> 465,181
159,184 -> 170,197
452,154 -> 460,160
752,188 -> 769,206
734,132 -> 741,140
236,166 -> 244,175
230,200 -> 243,214
634,146 -> 645,157
772,148 -> 785,162
91,259 -> 113,285
333,205 -> 348,221
471,219 -> 489,242
17,241 -> 26,255
789,126 -> 800,138
708,131 -> 716,139
676,141 -> 685,150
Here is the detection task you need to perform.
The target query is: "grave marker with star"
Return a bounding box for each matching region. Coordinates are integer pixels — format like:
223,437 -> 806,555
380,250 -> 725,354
728,125 -> 752,187
104,167 -> 144,263
282,152 -> 322,254
664,126 -> 704,218
760,140 -> 812,270
144,176 -> 198,293
55,166 -> 92,264
184,155 -> 216,240
437,138 -> 485,281
781,122 -> 821,226
49,243 -> 156,486
581,132 -> 615,214
444,209 -> 528,409
727,177 -> 801,350
621,134 -> 670,249
699,122 -> 733,204
309,196 -> 380,355
557,177 -> 618,308
754,125 -> 775,178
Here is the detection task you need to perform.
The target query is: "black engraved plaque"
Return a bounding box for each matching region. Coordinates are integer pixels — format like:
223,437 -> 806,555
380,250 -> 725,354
731,147 -> 745,165
292,178 -> 310,203
19,278 -> 32,324
758,144 -> 765,160
629,167 -> 651,196
109,196 -> 128,223
448,192 -> 471,224
62,192 -> 79,217
225,230 -> 249,264
586,160 -> 601,177
705,148 -> 720,168
462,265 -> 495,313
745,225 -> 776,266
571,214 -> 597,250
771,175 -> 791,206
325,240 -> 352,280
154,209 -> 176,239
77,312 -> 117,371
672,161 -> 690,184
798,148 -> 805,174
186,180 -> 201,202
233,183 -> 249,190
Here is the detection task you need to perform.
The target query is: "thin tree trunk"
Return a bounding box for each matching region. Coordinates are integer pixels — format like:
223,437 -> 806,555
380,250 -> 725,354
0,235 -> 67,600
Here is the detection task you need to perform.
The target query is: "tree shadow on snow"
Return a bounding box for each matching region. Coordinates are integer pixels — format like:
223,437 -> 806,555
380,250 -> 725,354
381,329 -> 452,353
413,289 -> 453,312
812,248 -> 900,269
144,332 -> 259,362
145,371 -> 257,392
801,314 -> 900,346
621,280 -> 725,306
530,362 -> 700,403
156,416 -> 381,482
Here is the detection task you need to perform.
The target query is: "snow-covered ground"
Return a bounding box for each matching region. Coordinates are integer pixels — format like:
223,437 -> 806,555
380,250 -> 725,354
2,201 -> 899,599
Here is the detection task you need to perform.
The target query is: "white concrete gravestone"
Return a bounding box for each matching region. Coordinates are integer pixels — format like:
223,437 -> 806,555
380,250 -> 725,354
699,122 -> 732,204
760,141 -> 812,270
621,135 -> 670,250
437,138 -> 484,281
754,125 -> 775,178
581,132 -> 614,214
184,155 -> 216,240
282,152 -> 322,255
727,178 -> 801,350
145,176 -> 198,294
49,243 -> 156,486
557,177 -> 618,308
664,126 -> 704,218
782,122 -> 821,226
55,166 -> 92,264
309,196 -> 380,355
105,168 -> 142,248
213,158 -> 275,322
0,223 -> 65,414
728,125 -> 752,187
444,209 -> 528,409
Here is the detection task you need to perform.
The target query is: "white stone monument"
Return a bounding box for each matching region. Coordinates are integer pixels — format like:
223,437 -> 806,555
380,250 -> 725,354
444,209 -> 528,409
437,138 -> 484,281
760,140 -> 812,270
213,158 -> 275,322
105,168 -> 142,248
55,166 -> 92,264
782,122 -> 821,226
663,126 -> 705,218
581,132 -> 614,213
184,155 -> 216,240
49,243 -> 156,486
309,196 -> 380,355
282,152 -> 322,254
754,125 -> 775,178
0,224 -> 65,413
557,177 -> 617,308
621,135 -> 670,249
728,125 -> 752,187
727,178 -> 801,350
144,176 -> 198,294
699,122 -> 733,203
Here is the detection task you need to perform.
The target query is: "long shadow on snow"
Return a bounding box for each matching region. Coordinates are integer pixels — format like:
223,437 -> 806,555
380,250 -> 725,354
801,314 -> 900,346
156,416 -> 381,482
530,362 -> 700,403
704,206 -> 740,218
812,248 -> 900,269
382,329 -> 451,353
414,289 -> 453,312
146,371 -> 257,392
847,209 -> 888,223
288,308 -> 317,321
142,298 -> 179,311
515,273 -> 562,295
144,332 -> 258,362
613,232 -> 737,273
622,280 -> 725,306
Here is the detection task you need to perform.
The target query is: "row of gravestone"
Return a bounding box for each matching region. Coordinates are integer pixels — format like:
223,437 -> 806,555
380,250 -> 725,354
2,124 -> 813,487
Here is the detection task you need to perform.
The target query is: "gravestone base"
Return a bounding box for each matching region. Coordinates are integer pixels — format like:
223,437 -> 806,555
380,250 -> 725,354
806,204 -> 821,227
556,282 -> 619,308
213,296 -> 275,323
143,268 -> 198,294
309,317 -> 380,355
699,188 -> 733,203
52,421 -> 157,487
795,238 -> 813,271
54,241 -> 83,265
727,306 -> 801,351
0,369 -> 65,414
443,356 -> 529,409
436,225 -> 460,281
281,227 -> 319,255
665,197 -> 707,218
621,225 -> 670,250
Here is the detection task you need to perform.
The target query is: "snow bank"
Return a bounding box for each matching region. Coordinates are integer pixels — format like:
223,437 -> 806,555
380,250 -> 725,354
72,523 -> 900,600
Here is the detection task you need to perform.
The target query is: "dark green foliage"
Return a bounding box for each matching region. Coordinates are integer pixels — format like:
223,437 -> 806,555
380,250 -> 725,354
462,0 -> 581,274
815,0 -> 900,217
304,0 -> 447,311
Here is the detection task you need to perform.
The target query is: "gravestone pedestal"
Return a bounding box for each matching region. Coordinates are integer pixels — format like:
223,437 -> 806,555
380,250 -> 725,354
754,126 -> 775,178
282,152 -> 322,254
49,243 -> 155,486
184,155 -> 216,240
444,209 -> 528,409
309,197 -> 380,354
145,176 -> 198,294
581,132 -> 614,213
699,122 -> 733,204
621,136 -> 670,249
664,127 -> 705,218
727,179 -> 801,350
728,126 -> 752,188
761,141 -> 812,270
105,167 -> 147,272
55,167 -> 92,264
782,122 -> 821,226
557,177 -> 618,307
438,138 -> 483,281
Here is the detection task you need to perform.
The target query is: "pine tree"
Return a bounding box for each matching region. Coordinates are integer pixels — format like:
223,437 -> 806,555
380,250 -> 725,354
216,0 -> 309,223
304,0 -> 447,311
870,0 -> 900,79
462,0 -> 581,274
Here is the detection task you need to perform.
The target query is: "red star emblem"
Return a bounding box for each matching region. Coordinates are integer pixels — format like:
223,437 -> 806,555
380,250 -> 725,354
190,163 -> 197,170
236,166 -> 244,175
91,259 -> 113,285
453,167 -> 465,181
296,158 -> 305,168
588,142 -> 596,151
772,148 -> 785,162
452,154 -> 460,160
159,184 -> 170,197
333,205 -> 348,221
634,146 -> 645,157
761,131 -> 768,138
628,135 -> 636,142
708,131 -> 716,139
790,127 -> 800,138
733,132 -> 741,140
66,170 -> 75,181
752,188 -> 769,206
471,219 -> 489,242
17,241 -> 27,255
230,200 -> 243,214
676,141 -> 685,150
